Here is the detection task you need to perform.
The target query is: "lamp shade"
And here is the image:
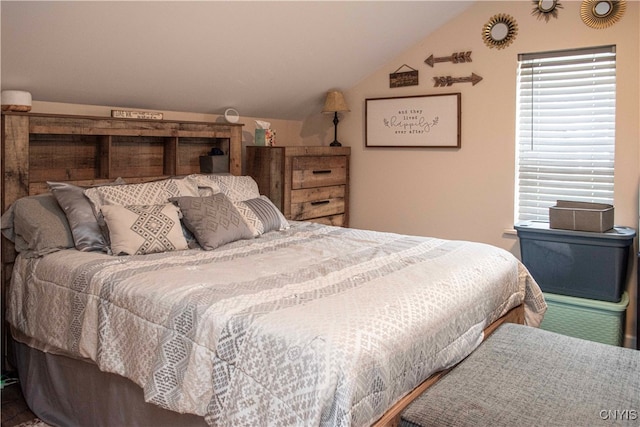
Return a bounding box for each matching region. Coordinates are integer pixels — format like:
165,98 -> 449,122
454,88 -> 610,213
322,91 -> 350,113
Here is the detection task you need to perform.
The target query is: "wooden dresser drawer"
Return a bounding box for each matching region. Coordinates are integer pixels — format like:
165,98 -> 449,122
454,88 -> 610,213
308,214 -> 345,227
291,185 -> 345,220
292,156 -> 347,189
246,146 -> 350,226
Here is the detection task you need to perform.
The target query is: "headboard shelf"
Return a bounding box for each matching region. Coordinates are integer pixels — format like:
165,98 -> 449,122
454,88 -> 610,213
1,111 -> 244,210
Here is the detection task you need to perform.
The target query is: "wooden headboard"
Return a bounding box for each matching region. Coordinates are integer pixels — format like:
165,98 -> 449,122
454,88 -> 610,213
0,111 -> 244,368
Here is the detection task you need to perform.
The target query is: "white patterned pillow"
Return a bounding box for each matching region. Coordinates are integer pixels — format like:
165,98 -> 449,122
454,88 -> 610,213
190,174 -> 260,201
234,196 -> 290,237
189,174 -> 222,197
101,203 -> 188,255
83,178 -> 200,223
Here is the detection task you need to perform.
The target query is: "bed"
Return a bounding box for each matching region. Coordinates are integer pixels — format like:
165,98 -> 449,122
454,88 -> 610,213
1,112 -> 547,427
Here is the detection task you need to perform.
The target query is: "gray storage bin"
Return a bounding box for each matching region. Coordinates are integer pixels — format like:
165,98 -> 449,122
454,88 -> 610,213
515,221 -> 636,303
199,155 -> 229,173
549,200 -> 614,232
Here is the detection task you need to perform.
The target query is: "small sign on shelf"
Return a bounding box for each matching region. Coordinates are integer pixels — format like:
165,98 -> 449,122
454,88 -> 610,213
111,109 -> 163,120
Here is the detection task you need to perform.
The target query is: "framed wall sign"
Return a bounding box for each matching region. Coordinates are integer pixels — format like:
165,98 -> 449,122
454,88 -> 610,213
365,93 -> 461,148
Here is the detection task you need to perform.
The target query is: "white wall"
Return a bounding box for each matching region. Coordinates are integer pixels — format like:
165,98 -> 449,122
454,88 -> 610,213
303,1 -> 640,347
26,1 -> 640,347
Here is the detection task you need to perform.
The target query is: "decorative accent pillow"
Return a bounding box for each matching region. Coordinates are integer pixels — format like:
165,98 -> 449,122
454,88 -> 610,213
234,196 -> 290,237
0,193 -> 74,258
190,174 -> 260,201
48,178 -> 125,252
189,174 -> 222,197
173,194 -> 253,250
83,177 -> 200,226
101,203 -> 188,256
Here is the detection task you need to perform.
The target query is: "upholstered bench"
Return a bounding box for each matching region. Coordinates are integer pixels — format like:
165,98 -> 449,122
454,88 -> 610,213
400,323 -> 640,427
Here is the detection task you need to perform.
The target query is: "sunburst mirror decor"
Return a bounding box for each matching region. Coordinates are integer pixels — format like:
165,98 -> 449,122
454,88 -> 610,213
532,0 -> 563,21
580,0 -> 626,29
482,14 -> 518,49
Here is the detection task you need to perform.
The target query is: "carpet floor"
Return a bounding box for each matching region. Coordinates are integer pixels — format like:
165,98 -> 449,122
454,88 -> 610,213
1,379 -> 40,427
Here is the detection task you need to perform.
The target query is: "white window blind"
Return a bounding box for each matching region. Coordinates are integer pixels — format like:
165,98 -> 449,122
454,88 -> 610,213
515,45 -> 616,222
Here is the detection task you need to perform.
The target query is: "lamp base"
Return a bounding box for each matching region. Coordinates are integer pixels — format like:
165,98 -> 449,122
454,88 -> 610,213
329,140 -> 342,147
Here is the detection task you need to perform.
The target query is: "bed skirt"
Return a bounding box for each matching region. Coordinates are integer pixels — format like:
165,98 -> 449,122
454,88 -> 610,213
12,339 -> 208,427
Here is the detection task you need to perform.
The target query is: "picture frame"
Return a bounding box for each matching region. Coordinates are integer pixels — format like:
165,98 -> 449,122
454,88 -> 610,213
365,93 -> 461,148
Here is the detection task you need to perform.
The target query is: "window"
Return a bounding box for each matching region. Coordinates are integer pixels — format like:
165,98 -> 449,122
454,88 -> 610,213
515,45 -> 616,222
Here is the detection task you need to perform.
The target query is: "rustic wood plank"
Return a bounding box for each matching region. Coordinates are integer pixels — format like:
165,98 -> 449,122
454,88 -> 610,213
29,134 -> 102,182
229,126 -> 242,176
290,185 -> 345,204
292,155 -> 347,171
165,137 -> 178,176
175,130 -> 232,138
306,214 -> 345,227
291,199 -> 345,220
246,146 -> 285,211
278,146 -> 351,158
98,136 -> 111,179
290,185 -> 345,220
291,156 -> 347,190
1,114 -> 28,372
1,115 -> 29,212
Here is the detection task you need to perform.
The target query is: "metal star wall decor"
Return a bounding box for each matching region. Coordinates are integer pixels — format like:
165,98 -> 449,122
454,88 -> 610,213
531,0 -> 563,22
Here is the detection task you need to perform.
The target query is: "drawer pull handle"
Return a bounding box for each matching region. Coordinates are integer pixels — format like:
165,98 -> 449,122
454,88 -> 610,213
312,169 -> 332,174
311,200 -> 330,206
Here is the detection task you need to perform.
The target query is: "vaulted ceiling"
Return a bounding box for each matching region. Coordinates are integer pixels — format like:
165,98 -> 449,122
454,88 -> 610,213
1,1 -> 474,120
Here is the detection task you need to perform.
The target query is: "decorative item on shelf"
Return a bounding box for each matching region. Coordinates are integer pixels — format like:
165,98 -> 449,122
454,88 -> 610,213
433,73 -> 483,87
389,64 -> 419,88
254,120 -> 276,146
482,14 -> 518,49
224,108 -> 240,123
199,147 -> 229,173
111,109 -> 163,120
580,0 -> 626,29
531,0 -> 563,22
1,90 -> 32,112
424,51 -> 472,68
322,90 -> 350,147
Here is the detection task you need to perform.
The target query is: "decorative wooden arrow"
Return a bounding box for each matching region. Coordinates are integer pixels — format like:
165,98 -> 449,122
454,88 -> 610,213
424,51 -> 472,67
433,73 -> 483,87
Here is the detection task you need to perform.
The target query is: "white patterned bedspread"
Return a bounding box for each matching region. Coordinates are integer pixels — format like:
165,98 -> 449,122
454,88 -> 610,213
7,222 -> 546,426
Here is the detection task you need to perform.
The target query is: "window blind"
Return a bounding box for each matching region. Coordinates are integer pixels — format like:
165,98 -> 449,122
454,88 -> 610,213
515,45 -> 616,222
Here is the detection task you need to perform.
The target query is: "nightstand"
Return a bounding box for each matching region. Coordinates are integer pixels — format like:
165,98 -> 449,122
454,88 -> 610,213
246,146 -> 350,226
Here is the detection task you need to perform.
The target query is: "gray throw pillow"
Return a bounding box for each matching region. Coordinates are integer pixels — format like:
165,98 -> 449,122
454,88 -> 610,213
1,193 -> 74,257
48,179 -> 125,252
233,196 -> 290,237
173,194 -> 253,250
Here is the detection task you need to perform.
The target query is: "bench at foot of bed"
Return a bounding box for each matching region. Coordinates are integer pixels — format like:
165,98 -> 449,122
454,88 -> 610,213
401,323 -> 640,427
